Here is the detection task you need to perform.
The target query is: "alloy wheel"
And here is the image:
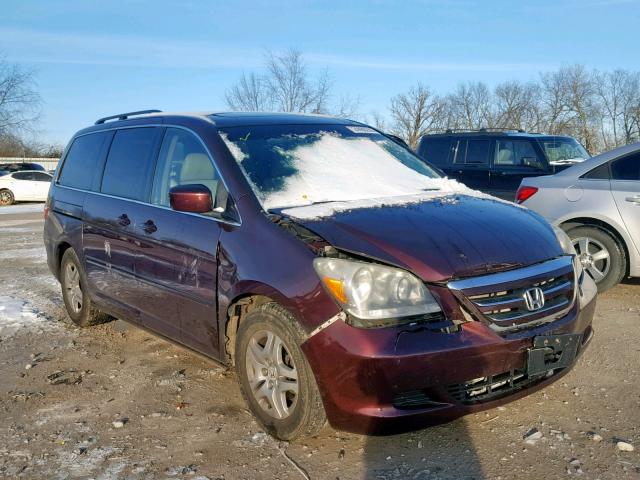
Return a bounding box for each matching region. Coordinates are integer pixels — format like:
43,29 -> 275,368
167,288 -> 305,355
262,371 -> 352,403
64,262 -> 83,314
573,236 -> 611,283
0,190 -> 13,206
245,330 -> 299,419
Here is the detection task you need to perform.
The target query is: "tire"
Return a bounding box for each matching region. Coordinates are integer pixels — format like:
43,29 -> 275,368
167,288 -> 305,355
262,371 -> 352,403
0,189 -> 14,206
235,302 -> 327,440
567,226 -> 626,292
60,248 -> 110,327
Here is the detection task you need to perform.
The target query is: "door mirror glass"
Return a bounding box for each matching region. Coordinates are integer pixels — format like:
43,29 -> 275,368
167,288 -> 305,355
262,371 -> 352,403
169,184 -> 213,213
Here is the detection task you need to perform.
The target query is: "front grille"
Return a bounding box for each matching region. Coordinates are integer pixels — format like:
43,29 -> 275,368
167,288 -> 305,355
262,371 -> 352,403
448,256 -> 576,334
447,368 -> 556,405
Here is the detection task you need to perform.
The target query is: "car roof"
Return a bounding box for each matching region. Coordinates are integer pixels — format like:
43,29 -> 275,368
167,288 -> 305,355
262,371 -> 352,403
554,141 -> 640,177
3,170 -> 50,175
422,131 -> 576,140
80,110 -> 359,133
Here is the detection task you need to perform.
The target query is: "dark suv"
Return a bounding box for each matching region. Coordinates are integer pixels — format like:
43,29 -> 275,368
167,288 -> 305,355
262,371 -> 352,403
44,111 -> 596,440
0,162 -> 46,177
417,130 -> 590,199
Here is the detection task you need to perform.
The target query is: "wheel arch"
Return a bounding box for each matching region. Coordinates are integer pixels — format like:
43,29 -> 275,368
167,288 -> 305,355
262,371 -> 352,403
223,291 -> 289,366
559,216 -> 630,276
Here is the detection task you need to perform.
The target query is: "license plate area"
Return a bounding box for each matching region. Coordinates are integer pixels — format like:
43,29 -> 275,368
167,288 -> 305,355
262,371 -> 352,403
527,334 -> 581,377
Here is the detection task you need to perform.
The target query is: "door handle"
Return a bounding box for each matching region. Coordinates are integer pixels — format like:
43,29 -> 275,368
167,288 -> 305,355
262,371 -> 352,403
625,196 -> 640,204
117,214 -> 131,226
142,219 -> 157,234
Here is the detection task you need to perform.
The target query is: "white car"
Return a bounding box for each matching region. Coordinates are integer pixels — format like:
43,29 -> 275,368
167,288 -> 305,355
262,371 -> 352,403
517,143 -> 639,291
0,170 -> 53,206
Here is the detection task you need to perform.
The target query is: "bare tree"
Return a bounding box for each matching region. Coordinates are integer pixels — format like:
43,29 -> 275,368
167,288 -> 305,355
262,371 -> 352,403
446,82 -> 494,130
0,56 -> 41,137
493,81 -> 542,131
225,49 -> 350,116
225,72 -> 271,111
594,69 -> 640,148
389,83 -> 445,149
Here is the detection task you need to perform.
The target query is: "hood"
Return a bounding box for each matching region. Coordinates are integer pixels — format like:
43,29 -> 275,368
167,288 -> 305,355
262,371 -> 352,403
286,195 -> 563,282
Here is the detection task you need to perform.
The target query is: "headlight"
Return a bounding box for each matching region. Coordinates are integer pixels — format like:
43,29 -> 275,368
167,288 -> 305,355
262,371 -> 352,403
313,257 -> 442,326
553,226 -> 576,256
553,226 -> 582,277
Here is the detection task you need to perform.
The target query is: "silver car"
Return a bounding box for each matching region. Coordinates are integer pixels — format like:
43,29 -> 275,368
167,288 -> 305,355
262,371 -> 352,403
517,143 -> 639,291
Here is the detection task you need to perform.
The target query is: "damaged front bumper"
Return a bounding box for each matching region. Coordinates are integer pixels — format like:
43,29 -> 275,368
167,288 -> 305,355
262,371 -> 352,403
302,271 -> 596,435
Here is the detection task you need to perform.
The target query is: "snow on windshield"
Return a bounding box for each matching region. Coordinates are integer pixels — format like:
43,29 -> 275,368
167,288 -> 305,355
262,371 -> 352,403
222,130 -> 472,212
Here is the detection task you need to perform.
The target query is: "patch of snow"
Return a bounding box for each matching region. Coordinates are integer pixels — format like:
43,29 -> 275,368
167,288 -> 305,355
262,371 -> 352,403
263,134 -> 460,210
0,246 -> 47,261
220,132 -> 248,163
0,296 -> 54,338
0,203 -> 44,215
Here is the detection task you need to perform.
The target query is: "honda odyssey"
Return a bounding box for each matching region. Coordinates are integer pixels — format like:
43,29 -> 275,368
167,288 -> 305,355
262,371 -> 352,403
44,110 -> 596,440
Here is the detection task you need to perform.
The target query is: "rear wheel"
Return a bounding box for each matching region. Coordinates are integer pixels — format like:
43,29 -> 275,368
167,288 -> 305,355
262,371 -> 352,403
567,226 -> 626,292
235,302 -> 326,440
60,249 -> 110,327
0,189 -> 14,206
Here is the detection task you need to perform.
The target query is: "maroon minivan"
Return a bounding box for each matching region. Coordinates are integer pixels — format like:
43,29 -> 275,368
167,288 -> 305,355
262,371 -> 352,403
44,110 -> 597,440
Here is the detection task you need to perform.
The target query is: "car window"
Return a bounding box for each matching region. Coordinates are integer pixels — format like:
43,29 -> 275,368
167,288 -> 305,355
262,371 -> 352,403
33,172 -> 52,182
495,140 -> 542,168
59,132 -> 111,190
539,137 -> 590,163
419,138 -> 452,165
101,127 -> 161,201
464,139 -> 490,165
611,152 -> 640,181
151,128 -> 223,211
581,162 -> 610,180
219,124 -> 441,211
13,172 -> 34,180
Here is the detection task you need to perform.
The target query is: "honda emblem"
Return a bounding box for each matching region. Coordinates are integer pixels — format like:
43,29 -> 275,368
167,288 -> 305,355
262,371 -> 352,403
523,287 -> 545,311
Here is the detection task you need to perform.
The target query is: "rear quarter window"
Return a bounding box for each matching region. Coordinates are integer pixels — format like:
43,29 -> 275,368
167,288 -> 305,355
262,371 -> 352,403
58,132 -> 111,190
581,162 -> 610,180
100,127 -> 162,201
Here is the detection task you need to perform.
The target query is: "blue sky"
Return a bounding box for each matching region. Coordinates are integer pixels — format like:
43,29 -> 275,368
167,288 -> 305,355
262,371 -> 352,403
2,0 -> 639,145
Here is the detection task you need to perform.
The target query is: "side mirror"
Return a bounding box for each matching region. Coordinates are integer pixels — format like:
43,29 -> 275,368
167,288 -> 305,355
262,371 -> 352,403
169,184 -> 213,214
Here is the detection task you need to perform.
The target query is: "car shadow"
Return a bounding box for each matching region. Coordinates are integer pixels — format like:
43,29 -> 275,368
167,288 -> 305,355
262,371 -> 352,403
360,342 -> 489,479
621,277 -> 640,286
361,419 -> 484,479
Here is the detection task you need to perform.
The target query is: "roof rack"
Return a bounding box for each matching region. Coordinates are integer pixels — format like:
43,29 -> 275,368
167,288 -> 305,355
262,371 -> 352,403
443,128 -> 527,134
95,110 -> 162,125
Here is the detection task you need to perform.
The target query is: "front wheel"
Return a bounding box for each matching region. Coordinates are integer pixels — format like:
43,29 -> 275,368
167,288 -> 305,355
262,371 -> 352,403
567,226 -> 626,292
235,303 -> 326,440
0,189 -> 14,206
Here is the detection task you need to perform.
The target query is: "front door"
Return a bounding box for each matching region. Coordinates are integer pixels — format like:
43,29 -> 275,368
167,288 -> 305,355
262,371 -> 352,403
610,152 -> 640,256
136,127 -> 227,357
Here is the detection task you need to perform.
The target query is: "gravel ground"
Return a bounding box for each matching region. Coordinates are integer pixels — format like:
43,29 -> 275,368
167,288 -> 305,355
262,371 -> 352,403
0,206 -> 639,480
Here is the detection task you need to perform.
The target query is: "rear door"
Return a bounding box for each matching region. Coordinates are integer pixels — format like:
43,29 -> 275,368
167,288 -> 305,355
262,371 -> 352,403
610,151 -> 640,255
135,127 -> 226,357
449,138 -> 491,191
82,127 -> 163,317
489,138 -> 548,199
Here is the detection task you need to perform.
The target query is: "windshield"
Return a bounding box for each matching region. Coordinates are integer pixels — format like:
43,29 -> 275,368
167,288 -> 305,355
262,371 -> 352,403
219,124 -> 443,211
539,137 -> 590,164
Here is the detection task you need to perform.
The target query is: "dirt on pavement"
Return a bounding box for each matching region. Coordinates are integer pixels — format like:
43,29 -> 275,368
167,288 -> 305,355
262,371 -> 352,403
0,205 -> 639,479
